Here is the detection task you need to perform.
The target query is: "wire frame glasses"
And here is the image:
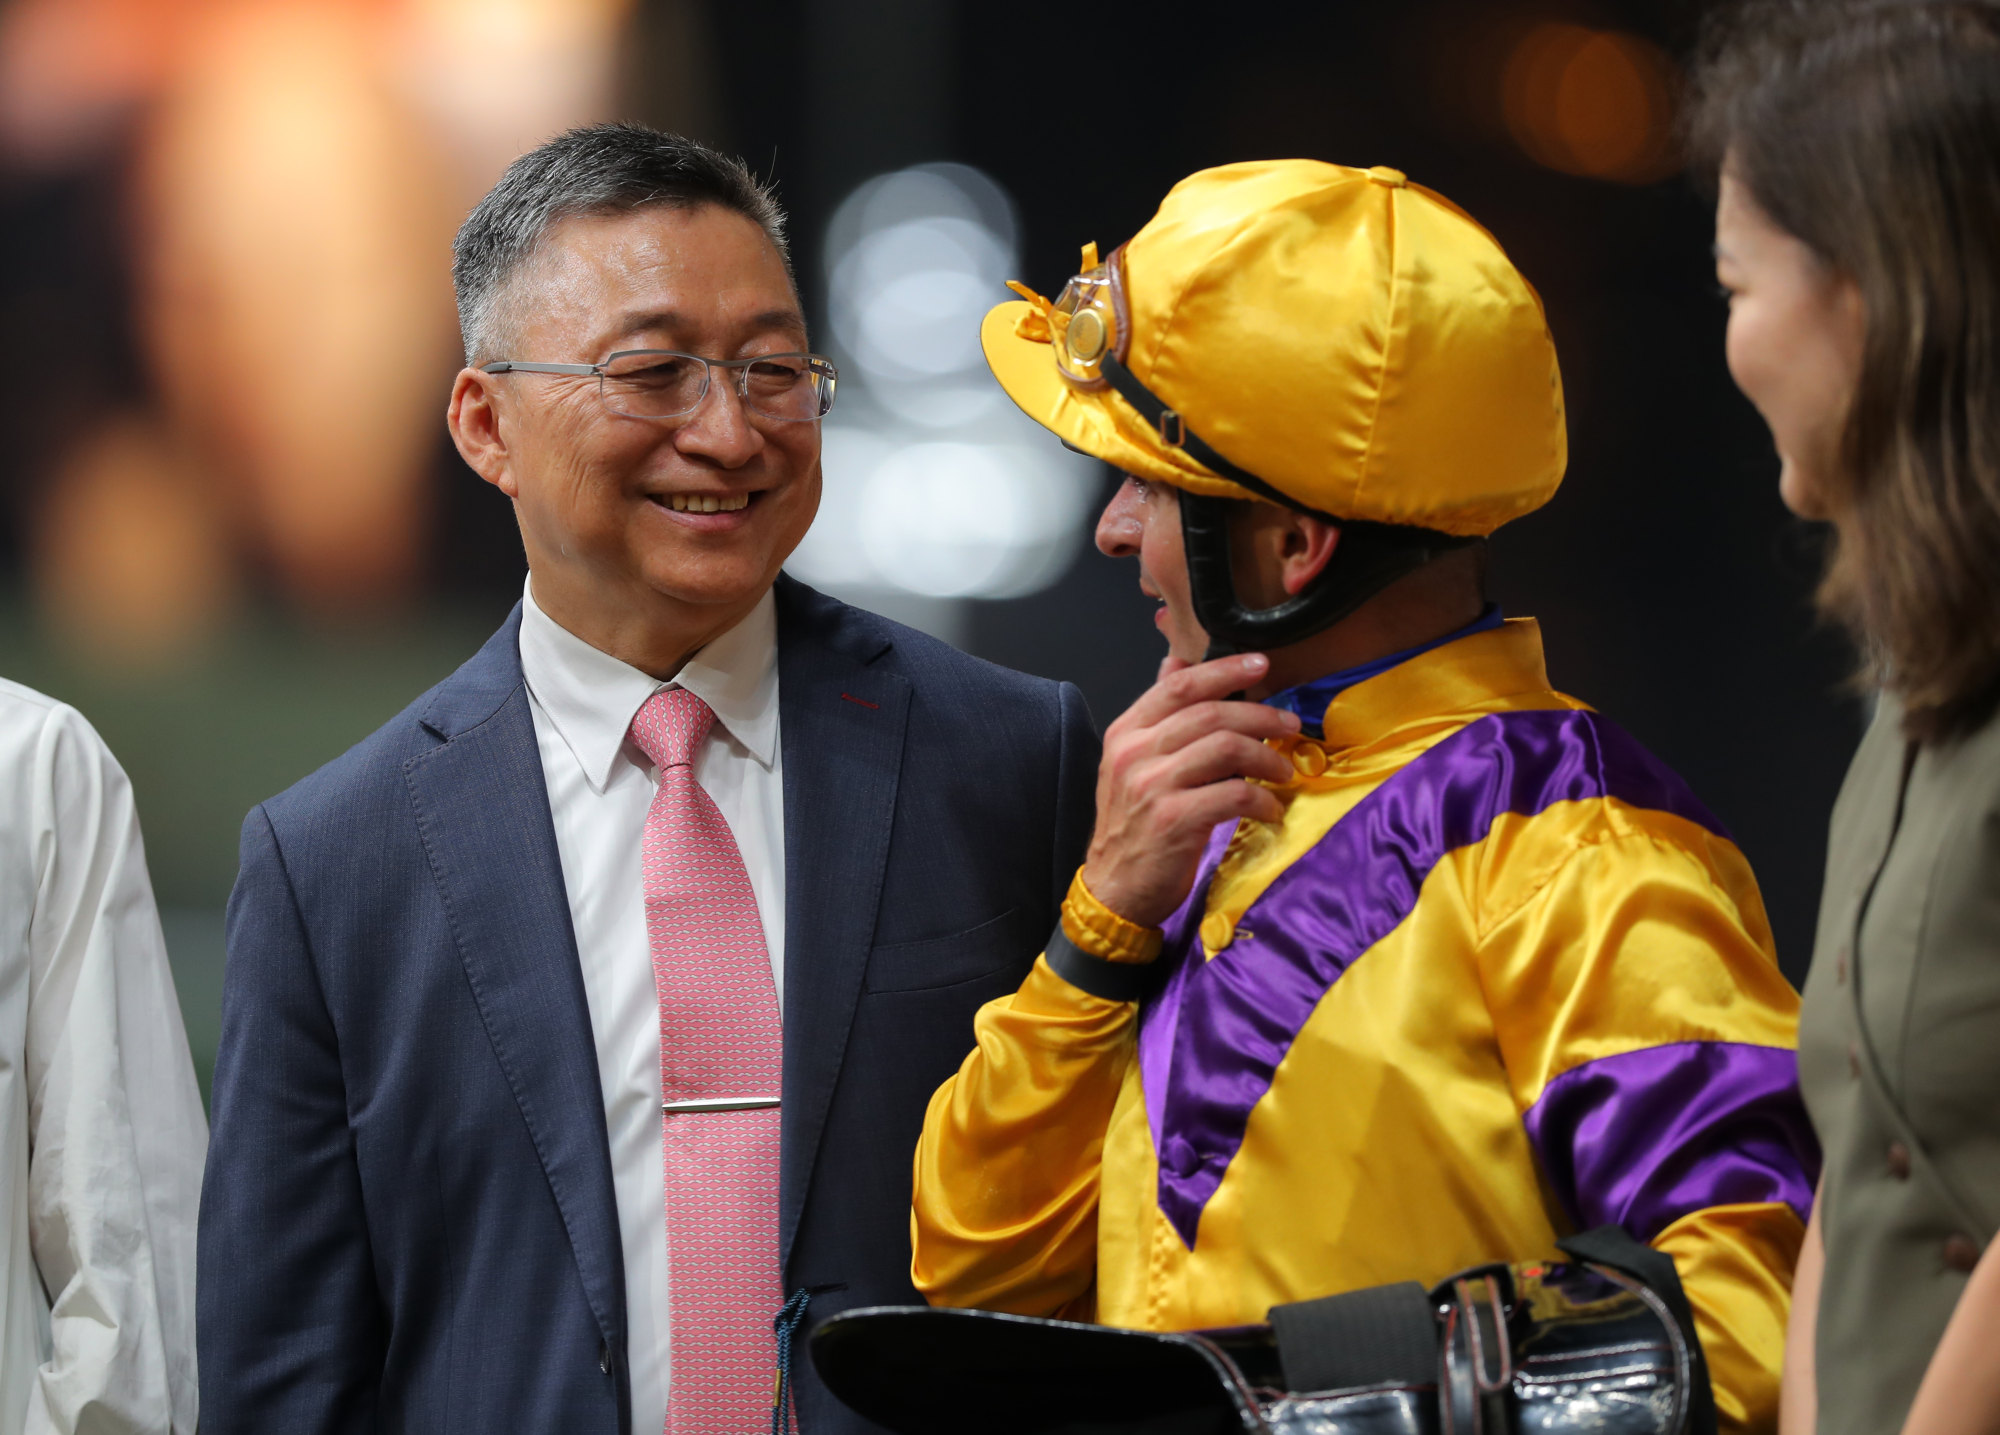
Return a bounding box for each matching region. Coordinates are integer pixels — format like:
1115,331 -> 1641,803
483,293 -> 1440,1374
481,350 -> 838,422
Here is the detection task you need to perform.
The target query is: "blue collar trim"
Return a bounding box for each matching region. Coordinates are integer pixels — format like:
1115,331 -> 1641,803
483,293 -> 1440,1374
1264,604 -> 1506,738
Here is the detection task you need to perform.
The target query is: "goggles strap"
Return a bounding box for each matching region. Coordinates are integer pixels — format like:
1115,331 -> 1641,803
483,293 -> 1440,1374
1098,353 -> 1309,514
1094,352 -> 1476,660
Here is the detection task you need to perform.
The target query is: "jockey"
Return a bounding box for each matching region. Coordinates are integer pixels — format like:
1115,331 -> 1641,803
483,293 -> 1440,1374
910,160 -> 1816,1435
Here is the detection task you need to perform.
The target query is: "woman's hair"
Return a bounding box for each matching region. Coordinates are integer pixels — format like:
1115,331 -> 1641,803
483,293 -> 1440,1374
1689,1 -> 2000,741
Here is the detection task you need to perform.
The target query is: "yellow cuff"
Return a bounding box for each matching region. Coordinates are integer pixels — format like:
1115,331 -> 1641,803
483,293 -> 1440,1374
1059,868 -> 1162,965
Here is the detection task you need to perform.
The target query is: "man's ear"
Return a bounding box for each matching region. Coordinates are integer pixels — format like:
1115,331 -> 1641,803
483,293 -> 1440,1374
1280,514 -> 1341,596
447,368 -> 518,498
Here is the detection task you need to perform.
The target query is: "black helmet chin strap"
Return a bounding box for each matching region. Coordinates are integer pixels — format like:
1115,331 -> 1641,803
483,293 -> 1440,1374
1178,491 -> 1472,660
1097,351 -> 1474,661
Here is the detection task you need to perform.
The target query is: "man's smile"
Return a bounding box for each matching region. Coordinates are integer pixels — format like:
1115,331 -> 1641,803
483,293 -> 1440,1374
641,485 -> 771,523
660,491 -> 752,513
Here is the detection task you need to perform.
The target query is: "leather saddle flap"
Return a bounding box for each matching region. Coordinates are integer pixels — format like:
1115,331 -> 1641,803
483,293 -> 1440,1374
809,1305 -> 1261,1435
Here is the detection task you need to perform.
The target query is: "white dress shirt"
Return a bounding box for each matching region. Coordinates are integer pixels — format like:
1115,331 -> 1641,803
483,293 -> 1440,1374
518,581 -> 786,1435
0,678 -> 206,1435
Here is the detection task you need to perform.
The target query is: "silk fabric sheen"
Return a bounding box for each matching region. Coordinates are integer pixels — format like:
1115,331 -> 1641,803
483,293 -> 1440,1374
1137,706 -> 1812,1248
979,160 -> 1566,535
913,620 -> 1814,1435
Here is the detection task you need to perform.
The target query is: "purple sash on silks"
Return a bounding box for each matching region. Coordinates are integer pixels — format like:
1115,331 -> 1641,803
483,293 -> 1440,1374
1134,707 -> 1820,1251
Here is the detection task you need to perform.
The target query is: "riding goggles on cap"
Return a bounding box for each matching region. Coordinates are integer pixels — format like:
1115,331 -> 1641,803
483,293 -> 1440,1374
1013,242 -> 1297,509
1011,242 -> 1133,390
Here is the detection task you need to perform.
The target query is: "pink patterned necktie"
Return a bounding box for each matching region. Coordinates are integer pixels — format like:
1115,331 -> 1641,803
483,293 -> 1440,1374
628,688 -> 784,1435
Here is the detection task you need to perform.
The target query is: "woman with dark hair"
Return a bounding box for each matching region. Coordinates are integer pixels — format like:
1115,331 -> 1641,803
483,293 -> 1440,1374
1691,4 -> 2000,1434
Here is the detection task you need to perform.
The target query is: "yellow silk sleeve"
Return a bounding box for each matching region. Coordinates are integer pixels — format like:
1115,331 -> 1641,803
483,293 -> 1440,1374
1654,1202 -> 1803,1435
1062,866 -> 1163,963
1470,808 -> 1797,1083
1469,807 -> 1805,1433
910,953 -> 1138,1314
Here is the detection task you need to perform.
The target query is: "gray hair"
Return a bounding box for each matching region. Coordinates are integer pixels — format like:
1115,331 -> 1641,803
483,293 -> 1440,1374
451,123 -> 792,365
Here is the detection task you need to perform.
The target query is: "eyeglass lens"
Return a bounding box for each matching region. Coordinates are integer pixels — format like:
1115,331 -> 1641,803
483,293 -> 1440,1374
597,351 -> 835,422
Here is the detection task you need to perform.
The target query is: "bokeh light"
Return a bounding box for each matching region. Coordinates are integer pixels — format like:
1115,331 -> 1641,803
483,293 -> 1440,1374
398,0 -> 636,198
0,0 -> 636,651
0,0 -> 192,168
137,0 -> 457,616
1501,23 -> 1677,185
789,162 -> 1098,622
825,163 -> 1017,427
33,414 -> 233,658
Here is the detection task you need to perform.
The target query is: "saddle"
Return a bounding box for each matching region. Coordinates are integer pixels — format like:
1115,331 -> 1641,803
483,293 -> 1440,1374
810,1228 -> 1715,1435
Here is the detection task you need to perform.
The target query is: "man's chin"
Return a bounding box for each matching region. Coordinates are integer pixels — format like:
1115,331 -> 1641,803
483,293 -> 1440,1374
1151,603 -> 1207,664
1165,628 -> 1212,666
635,550 -> 785,612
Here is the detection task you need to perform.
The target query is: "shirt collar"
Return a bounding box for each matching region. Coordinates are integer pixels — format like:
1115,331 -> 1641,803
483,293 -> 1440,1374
518,578 -> 780,793
1265,604 -> 1506,738
1311,616 -> 1556,754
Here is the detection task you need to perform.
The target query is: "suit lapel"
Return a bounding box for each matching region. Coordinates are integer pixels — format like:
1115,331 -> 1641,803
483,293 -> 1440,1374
404,606 -> 625,1344
774,577 -> 911,1267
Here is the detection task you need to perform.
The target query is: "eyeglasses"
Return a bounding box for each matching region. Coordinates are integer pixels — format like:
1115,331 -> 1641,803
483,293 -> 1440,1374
481,349 -> 838,423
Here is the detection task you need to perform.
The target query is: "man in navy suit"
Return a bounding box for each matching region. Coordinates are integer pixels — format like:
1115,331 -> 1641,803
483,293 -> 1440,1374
196,124 -> 1096,1434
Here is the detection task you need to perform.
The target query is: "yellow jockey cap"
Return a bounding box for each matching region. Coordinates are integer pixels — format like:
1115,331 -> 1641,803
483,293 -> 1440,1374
980,159 -> 1566,537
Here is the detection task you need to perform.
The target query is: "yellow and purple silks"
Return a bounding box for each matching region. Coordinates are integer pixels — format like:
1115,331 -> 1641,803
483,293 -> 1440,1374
912,619 -> 1816,1435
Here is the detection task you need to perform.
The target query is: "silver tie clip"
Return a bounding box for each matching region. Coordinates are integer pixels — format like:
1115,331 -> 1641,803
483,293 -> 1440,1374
661,1096 -> 782,1115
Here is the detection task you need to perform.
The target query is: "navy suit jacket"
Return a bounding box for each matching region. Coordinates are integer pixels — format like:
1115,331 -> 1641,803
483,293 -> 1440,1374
198,576 -> 1097,1434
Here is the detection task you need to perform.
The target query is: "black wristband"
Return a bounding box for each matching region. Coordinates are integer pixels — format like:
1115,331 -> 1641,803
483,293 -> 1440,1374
1044,922 -> 1159,1003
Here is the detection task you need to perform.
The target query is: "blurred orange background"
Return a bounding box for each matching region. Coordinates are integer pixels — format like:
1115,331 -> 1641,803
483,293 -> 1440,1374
0,1 -> 1857,1100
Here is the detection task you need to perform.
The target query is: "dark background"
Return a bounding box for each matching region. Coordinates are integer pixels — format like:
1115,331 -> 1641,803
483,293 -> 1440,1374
705,0 -> 1860,984
0,0 -> 1859,1094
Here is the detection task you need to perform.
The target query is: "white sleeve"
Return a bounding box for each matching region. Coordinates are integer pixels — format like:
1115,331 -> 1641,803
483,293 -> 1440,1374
22,703 -> 206,1435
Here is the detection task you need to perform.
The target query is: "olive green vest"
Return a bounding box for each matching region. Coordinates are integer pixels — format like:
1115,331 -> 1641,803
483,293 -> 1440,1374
1799,696 -> 2000,1435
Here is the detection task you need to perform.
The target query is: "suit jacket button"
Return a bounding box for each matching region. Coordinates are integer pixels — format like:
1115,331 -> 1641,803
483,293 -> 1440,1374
1848,1042 -> 1861,1078
599,1340 -> 611,1375
1887,1142 -> 1911,1179
1943,1236 -> 1981,1274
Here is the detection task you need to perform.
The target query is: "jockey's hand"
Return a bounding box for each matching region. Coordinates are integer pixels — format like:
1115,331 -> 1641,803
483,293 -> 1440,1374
1081,652 -> 1299,931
